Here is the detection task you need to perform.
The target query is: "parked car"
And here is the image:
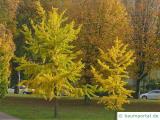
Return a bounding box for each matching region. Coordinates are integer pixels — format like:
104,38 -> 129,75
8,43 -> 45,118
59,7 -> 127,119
23,87 -> 35,94
8,87 -> 15,93
8,86 -> 26,94
140,90 -> 160,99
8,86 -> 34,94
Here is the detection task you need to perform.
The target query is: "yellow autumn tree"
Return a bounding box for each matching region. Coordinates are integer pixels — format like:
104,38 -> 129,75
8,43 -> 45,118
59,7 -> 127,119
92,38 -> 135,110
16,2 -> 84,118
0,24 -> 15,98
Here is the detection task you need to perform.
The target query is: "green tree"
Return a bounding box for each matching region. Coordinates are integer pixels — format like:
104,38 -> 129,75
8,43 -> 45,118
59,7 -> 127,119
0,24 -> 15,98
92,38 -> 134,110
16,6 -> 84,117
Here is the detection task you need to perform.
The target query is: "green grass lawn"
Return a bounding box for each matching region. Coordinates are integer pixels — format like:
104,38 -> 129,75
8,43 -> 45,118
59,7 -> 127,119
0,94 -> 115,120
1,94 -> 160,120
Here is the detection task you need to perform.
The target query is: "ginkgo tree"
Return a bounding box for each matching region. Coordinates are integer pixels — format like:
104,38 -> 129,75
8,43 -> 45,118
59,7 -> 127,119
16,2 -> 84,118
92,38 -> 135,110
0,24 -> 15,98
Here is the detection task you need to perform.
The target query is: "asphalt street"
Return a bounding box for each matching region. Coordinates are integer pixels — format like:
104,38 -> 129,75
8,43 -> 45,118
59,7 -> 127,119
0,112 -> 20,120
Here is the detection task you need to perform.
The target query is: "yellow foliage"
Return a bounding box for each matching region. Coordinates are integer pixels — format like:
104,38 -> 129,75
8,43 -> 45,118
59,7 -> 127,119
92,37 -> 135,110
16,4 -> 84,101
0,24 -> 15,98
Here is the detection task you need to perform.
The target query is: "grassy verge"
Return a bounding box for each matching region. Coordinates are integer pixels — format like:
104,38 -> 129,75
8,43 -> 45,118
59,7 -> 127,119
1,94 -> 160,120
0,94 -> 114,120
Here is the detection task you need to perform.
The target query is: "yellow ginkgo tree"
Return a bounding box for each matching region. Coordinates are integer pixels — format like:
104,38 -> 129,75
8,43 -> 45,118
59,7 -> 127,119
16,1 -> 84,118
0,24 -> 15,98
92,38 -> 135,110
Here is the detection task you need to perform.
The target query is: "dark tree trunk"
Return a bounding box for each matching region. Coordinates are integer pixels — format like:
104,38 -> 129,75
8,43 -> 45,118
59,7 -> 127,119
54,86 -> 58,118
84,95 -> 90,105
14,86 -> 19,94
135,79 -> 141,99
135,73 -> 148,99
14,71 -> 21,94
54,97 -> 58,118
115,111 -> 117,120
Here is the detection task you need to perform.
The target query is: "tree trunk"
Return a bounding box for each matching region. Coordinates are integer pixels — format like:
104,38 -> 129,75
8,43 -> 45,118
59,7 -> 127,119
54,86 -> 58,118
54,97 -> 58,118
84,95 -> 90,105
135,72 -> 148,99
135,79 -> 141,99
14,71 -> 21,94
14,86 -> 19,94
115,111 -> 117,120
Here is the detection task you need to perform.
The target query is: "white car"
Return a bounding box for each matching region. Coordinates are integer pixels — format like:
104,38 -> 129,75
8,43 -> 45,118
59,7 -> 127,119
8,86 -> 34,94
8,86 -> 26,94
140,90 -> 160,99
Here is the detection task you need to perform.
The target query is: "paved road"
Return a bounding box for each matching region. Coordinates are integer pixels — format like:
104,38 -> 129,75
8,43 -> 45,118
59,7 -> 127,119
0,112 -> 20,120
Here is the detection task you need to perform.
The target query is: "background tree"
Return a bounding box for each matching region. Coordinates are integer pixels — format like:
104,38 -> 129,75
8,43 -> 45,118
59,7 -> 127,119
16,5 -> 84,118
92,38 -> 134,110
131,0 -> 160,98
0,0 -> 19,32
0,24 -> 15,98
0,0 -> 19,94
